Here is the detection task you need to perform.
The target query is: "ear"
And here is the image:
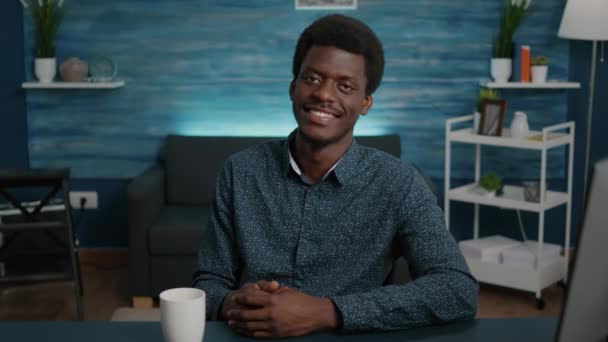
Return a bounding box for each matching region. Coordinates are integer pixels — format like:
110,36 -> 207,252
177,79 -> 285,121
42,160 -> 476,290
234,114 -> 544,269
360,95 -> 373,116
289,80 -> 296,101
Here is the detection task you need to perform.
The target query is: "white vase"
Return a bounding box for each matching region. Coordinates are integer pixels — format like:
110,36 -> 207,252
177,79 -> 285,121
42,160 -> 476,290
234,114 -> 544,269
473,111 -> 481,133
531,65 -> 548,83
510,111 -> 530,139
35,58 -> 57,83
490,58 -> 512,83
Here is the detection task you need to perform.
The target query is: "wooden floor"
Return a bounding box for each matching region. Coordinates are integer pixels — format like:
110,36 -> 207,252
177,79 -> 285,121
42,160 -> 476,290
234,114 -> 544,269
0,249 -> 564,321
0,249 -> 131,321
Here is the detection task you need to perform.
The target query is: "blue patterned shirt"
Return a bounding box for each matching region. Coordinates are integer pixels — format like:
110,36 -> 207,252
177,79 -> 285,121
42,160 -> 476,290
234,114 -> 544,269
193,133 -> 478,332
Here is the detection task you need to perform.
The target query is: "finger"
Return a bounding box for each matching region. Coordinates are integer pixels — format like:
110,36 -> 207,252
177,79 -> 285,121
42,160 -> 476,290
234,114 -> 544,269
233,292 -> 273,307
256,280 -> 280,293
252,331 -> 274,339
232,327 -> 251,337
274,285 -> 292,294
227,308 -> 270,322
229,319 -> 271,332
240,282 -> 261,291
233,327 -> 274,339
221,292 -> 246,319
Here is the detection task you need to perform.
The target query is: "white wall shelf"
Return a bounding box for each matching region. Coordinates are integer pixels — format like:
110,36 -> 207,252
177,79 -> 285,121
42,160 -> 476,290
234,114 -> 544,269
444,114 -> 575,309
22,80 -> 125,89
447,184 -> 569,212
449,127 -> 570,150
480,81 -> 580,89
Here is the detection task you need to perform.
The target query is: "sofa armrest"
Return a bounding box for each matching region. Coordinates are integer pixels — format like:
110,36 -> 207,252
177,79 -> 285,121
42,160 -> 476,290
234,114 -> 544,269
128,165 -> 165,297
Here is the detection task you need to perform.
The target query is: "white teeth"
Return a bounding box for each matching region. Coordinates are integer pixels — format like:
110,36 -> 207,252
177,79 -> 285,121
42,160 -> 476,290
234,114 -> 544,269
310,110 -> 333,118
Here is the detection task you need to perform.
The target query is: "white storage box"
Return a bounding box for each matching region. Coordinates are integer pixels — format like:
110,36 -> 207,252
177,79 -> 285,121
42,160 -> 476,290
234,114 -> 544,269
501,241 -> 562,270
459,235 -> 521,264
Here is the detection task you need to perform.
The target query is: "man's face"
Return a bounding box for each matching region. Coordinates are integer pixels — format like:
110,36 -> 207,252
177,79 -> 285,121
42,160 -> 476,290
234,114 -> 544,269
290,45 -> 373,146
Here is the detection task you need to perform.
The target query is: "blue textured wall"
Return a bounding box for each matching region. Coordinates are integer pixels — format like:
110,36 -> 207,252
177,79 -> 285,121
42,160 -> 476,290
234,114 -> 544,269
10,0 -> 605,247
23,0 -> 570,180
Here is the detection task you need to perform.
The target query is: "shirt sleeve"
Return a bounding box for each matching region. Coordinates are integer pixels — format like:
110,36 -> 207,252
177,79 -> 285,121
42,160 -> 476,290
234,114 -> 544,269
329,165 -> 478,332
192,161 -> 238,320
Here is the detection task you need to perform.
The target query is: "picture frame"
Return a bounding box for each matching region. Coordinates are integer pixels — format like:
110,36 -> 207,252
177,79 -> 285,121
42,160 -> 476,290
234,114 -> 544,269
295,0 -> 357,10
479,99 -> 507,136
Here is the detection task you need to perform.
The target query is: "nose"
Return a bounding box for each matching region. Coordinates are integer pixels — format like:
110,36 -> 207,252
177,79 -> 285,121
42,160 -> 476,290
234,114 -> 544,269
312,80 -> 336,103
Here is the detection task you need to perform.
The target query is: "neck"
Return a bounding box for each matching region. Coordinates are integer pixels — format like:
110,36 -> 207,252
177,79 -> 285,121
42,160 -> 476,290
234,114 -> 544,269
292,130 -> 352,183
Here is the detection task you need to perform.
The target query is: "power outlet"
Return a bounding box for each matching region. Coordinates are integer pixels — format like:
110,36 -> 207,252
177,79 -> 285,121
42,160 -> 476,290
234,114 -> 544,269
69,191 -> 98,209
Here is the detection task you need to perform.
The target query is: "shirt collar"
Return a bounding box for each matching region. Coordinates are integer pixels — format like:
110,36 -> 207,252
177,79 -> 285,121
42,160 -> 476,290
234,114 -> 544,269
282,129 -> 361,186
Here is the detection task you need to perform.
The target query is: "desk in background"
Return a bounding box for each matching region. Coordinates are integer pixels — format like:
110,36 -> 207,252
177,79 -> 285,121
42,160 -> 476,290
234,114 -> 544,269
0,318 -> 558,341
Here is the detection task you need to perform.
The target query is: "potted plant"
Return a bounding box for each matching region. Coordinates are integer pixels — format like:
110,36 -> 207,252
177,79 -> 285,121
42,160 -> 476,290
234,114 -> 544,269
476,88 -> 500,113
531,55 -> 549,83
20,0 -> 65,83
491,0 -> 531,83
478,173 -> 503,197
474,88 -> 500,133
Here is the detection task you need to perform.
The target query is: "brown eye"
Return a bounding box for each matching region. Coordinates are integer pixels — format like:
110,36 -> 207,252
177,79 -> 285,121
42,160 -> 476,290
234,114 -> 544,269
338,83 -> 354,93
302,75 -> 320,84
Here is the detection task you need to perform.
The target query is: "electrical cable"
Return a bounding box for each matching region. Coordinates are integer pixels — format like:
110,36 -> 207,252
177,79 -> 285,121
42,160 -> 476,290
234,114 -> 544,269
72,198 -> 87,247
516,209 -> 528,242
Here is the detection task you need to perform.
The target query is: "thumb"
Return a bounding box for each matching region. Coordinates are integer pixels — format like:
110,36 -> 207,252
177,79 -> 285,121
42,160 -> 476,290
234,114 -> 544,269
256,280 -> 280,293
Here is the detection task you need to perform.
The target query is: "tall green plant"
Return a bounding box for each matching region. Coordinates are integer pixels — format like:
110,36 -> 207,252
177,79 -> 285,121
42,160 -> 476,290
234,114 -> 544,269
28,0 -> 64,58
493,0 -> 530,58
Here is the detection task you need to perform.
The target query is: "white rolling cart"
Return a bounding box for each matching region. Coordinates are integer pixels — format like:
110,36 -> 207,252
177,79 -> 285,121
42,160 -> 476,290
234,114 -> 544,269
444,115 -> 575,309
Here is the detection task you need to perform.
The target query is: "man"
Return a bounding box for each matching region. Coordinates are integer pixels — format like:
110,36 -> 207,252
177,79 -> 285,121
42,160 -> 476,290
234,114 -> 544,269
193,14 -> 478,338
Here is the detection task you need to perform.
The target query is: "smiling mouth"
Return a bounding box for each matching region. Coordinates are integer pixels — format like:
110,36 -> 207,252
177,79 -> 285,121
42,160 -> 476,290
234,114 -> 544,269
304,107 -> 339,120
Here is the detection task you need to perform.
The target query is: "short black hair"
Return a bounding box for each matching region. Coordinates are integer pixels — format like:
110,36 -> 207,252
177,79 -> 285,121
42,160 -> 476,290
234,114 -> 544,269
292,14 -> 385,96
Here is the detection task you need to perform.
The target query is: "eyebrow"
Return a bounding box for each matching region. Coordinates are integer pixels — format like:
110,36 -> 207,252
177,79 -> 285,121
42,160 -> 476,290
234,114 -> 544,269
302,66 -> 359,83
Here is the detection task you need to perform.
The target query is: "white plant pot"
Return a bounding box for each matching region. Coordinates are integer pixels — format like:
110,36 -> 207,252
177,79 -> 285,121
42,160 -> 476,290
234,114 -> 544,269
35,58 -> 57,83
471,185 -> 497,197
531,65 -> 548,83
490,58 -> 512,83
483,190 -> 497,198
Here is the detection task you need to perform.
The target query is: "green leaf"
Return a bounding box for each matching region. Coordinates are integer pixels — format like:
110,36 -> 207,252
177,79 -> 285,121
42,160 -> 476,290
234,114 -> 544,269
29,0 -> 63,58
479,173 -> 503,191
493,0 -> 530,58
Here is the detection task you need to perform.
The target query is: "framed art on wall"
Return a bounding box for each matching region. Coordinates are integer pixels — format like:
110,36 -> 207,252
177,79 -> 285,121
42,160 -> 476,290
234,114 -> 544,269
295,0 -> 357,10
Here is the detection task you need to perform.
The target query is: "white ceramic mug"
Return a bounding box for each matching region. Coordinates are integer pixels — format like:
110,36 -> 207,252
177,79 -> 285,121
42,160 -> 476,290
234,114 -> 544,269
160,287 -> 206,342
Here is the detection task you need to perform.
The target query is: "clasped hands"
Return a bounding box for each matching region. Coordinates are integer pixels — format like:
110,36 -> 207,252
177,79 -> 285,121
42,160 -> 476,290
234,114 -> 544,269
221,280 -> 339,338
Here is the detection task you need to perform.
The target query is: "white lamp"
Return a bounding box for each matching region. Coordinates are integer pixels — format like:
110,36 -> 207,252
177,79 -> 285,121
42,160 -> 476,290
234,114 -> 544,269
558,0 -> 608,207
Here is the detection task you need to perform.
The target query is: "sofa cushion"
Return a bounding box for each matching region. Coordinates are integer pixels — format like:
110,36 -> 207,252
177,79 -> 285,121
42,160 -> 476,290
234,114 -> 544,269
149,205 -> 210,255
357,135 -> 400,158
150,255 -> 199,295
165,135 -> 401,205
166,135 -> 277,205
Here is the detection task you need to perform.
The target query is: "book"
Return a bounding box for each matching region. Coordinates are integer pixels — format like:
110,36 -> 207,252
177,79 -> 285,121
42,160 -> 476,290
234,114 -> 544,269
527,133 -> 562,141
512,42 -> 525,82
521,45 -> 531,82
459,235 -> 521,264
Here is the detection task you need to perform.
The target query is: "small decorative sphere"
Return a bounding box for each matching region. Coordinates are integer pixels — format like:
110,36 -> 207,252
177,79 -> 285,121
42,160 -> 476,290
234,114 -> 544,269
59,57 -> 88,82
